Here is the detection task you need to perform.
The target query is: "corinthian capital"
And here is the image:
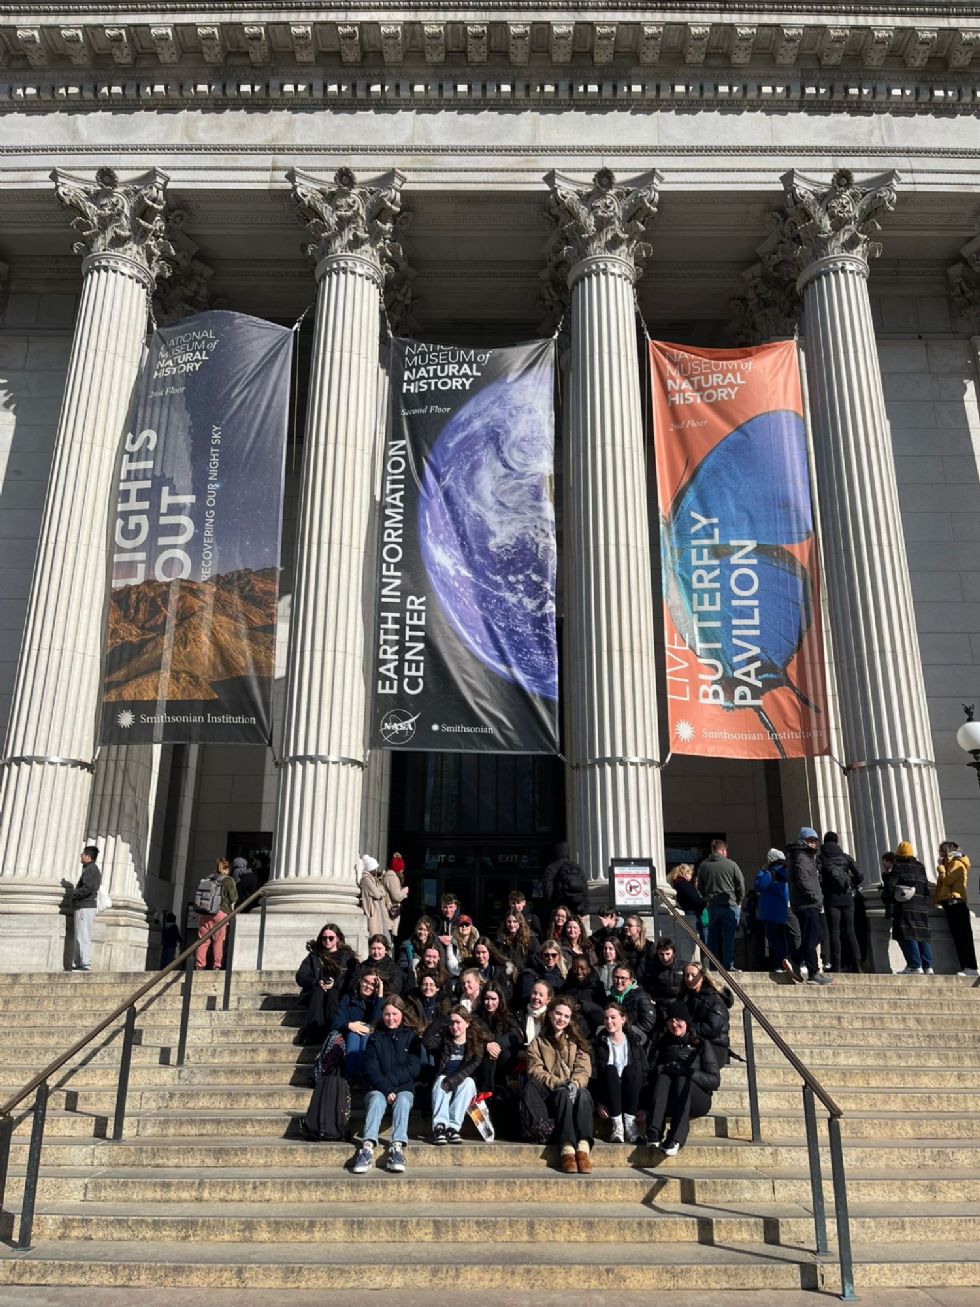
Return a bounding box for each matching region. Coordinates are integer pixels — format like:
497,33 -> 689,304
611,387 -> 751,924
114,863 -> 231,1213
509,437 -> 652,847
777,167 -> 900,277
51,165 -> 173,284
543,167 -> 661,283
288,167 -> 405,277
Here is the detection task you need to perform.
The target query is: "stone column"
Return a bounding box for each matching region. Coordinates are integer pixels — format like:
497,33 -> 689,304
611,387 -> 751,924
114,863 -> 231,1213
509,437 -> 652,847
775,168 -> 945,880
266,167 -> 404,958
544,168 -> 665,887
0,166 -> 171,971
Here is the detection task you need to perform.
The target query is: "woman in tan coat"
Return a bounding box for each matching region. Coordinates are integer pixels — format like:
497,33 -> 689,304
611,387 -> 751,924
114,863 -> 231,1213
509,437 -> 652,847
358,855 -> 391,944
523,996 -> 595,1173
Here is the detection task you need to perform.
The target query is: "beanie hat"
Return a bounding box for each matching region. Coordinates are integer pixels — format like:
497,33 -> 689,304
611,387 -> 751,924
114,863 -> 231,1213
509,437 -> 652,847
798,827 -> 819,842
896,841 -> 915,859
664,1000 -> 690,1024
231,857 -> 248,872
767,848 -> 785,865
361,854 -> 380,873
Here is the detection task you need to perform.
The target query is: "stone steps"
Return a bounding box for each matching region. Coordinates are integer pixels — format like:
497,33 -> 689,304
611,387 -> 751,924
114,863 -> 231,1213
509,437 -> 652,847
0,969 -> 977,1292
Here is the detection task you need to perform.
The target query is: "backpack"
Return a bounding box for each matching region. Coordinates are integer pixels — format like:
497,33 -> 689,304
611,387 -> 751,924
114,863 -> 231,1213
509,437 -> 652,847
194,875 -> 223,915
300,1069 -> 351,1141
96,886 -> 112,914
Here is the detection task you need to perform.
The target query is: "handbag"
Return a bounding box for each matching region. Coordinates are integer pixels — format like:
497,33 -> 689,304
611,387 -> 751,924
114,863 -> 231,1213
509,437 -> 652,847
96,886 -> 112,913
893,884 -> 916,903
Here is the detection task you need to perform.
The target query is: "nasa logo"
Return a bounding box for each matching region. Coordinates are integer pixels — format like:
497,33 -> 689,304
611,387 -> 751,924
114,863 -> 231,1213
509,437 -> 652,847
380,709 -> 421,745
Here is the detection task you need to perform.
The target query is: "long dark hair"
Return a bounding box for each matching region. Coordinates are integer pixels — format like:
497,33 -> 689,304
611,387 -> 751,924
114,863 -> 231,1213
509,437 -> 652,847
544,996 -> 591,1054
476,984 -> 514,1034
445,1004 -> 488,1058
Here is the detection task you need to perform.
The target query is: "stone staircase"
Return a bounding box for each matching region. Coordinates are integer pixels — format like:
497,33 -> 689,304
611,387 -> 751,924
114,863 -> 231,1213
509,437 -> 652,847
0,969 -> 978,1291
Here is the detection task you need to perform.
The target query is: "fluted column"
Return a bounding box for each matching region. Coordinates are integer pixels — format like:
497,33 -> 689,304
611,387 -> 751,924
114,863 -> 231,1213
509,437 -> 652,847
545,168 -> 665,885
778,168 -> 944,877
0,167 -> 171,970
270,167 -> 403,942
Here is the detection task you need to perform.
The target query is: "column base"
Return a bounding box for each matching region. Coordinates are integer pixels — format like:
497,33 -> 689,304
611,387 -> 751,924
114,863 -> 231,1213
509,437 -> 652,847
863,901 -> 966,976
0,884 -> 151,972
236,880 -> 368,966
98,900 -> 151,973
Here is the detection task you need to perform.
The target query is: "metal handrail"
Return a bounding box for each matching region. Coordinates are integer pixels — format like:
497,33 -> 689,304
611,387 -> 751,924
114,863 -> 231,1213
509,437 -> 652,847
651,886 -> 856,1301
653,887 -> 841,1116
0,882 -> 270,1249
0,883 -> 268,1119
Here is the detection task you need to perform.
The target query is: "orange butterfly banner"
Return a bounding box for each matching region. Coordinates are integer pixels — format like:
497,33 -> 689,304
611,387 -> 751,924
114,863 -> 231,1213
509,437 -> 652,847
650,339 -> 830,761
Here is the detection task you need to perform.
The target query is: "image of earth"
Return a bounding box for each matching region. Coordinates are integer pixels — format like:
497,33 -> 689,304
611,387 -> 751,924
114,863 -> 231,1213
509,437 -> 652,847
419,368 -> 558,701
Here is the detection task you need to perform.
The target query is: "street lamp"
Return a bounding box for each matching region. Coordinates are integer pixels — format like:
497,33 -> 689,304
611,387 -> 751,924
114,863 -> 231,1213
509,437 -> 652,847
957,705 -> 980,793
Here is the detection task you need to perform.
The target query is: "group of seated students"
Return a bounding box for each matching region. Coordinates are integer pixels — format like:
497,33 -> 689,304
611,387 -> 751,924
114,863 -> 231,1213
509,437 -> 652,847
295,892 -> 734,1175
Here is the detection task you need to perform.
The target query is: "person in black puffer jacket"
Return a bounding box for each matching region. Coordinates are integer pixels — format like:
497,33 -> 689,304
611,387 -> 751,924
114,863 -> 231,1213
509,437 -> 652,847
352,935 -> 405,997
680,963 -> 733,1068
295,924 -> 359,1044
786,827 -> 831,985
560,955 -> 605,1034
352,997 -> 423,1175
543,841 -> 590,917
646,1001 -> 721,1155
886,841 -> 935,974
818,832 -> 864,973
640,937 -> 683,1010
605,964 -> 658,1047
517,940 -> 568,1004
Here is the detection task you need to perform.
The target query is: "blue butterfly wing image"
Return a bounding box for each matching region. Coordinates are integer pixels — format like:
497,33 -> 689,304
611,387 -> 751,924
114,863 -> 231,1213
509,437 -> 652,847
661,409 -> 819,754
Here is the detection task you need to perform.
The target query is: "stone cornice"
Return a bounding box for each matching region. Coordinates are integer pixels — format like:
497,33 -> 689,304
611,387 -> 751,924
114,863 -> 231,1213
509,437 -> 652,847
0,14 -> 978,78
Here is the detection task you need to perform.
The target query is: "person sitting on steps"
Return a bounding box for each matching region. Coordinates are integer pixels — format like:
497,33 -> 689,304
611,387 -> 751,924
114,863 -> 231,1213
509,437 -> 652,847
351,996 -> 423,1176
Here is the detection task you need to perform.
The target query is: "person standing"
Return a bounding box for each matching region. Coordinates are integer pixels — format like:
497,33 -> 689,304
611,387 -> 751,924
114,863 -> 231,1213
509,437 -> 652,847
667,864 -> 706,963
887,841 -> 935,975
70,845 -> 101,972
543,841 -> 590,918
696,840 -> 745,972
818,831 -> 864,973
754,849 -> 800,981
934,841 -> 978,976
785,827 -> 832,986
194,858 -> 238,970
358,855 -> 391,944
383,855 -> 409,938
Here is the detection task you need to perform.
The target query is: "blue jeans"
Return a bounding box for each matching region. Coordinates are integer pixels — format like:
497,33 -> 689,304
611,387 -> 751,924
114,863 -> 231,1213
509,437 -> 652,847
900,938 -> 934,970
431,1075 -> 476,1130
363,1088 -> 413,1145
707,902 -> 740,970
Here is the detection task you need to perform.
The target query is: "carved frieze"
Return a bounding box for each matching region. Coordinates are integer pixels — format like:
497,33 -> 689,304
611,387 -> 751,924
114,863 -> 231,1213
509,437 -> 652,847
290,25 -> 316,65
243,26 -> 269,68
550,24 -> 573,65
593,25 -> 616,66
639,25 -> 664,66
150,25 -> 178,66
508,23 -> 531,66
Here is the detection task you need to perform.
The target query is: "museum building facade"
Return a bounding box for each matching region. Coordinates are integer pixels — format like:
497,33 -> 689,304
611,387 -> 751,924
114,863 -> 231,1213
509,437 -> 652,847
0,4 -> 978,969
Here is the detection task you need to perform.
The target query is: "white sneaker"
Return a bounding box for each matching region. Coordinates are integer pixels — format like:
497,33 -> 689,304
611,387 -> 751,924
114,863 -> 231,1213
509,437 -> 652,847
924,968 -> 935,975
352,1143 -> 374,1174
623,1114 -> 640,1144
609,1115 -> 625,1143
659,1139 -> 681,1157
898,966 -> 924,975
798,965 -> 809,981
957,968 -> 979,977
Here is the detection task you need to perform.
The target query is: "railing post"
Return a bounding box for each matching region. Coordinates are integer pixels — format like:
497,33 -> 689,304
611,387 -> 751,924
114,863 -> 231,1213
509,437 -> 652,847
16,1080 -> 49,1250
742,1008 -> 762,1144
112,1004 -> 138,1141
828,1114 -> 858,1300
256,890 -> 267,971
0,1113 -> 12,1213
222,914 -> 237,1012
176,952 -> 195,1069
803,1084 -> 829,1255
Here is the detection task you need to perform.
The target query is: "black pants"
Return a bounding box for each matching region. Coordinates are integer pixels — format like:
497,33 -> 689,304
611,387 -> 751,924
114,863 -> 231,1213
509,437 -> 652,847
942,900 -> 978,971
794,906 -> 821,975
825,902 -> 862,973
522,1080 -> 595,1147
596,1061 -> 644,1117
647,1073 -> 711,1147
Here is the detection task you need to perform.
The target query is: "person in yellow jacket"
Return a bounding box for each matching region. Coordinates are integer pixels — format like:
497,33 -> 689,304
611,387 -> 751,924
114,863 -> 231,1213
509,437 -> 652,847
934,841 -> 978,976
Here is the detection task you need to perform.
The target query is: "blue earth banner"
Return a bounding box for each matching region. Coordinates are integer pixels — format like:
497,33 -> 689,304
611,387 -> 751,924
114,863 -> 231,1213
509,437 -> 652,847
371,336 -> 559,754
99,310 -> 293,745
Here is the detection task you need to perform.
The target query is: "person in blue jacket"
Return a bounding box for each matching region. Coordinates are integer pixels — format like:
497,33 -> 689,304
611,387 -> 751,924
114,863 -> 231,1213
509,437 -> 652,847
351,996 -> 423,1176
754,848 -> 802,982
331,969 -> 384,1084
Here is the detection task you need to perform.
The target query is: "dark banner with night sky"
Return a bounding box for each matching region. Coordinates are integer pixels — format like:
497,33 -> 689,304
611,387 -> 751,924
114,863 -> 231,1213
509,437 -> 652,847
99,310 -> 293,745
371,336 -> 559,754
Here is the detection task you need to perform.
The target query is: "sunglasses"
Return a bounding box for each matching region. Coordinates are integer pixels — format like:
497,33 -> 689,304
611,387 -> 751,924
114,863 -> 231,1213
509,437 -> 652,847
542,951 -> 559,959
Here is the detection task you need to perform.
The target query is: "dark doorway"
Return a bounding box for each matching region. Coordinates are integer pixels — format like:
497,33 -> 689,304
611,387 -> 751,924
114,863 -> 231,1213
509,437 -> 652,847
389,752 -> 565,931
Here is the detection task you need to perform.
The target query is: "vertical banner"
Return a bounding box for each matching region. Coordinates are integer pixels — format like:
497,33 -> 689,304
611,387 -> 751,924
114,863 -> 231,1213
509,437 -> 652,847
100,310 -> 293,745
650,339 -> 829,760
371,337 -> 558,754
